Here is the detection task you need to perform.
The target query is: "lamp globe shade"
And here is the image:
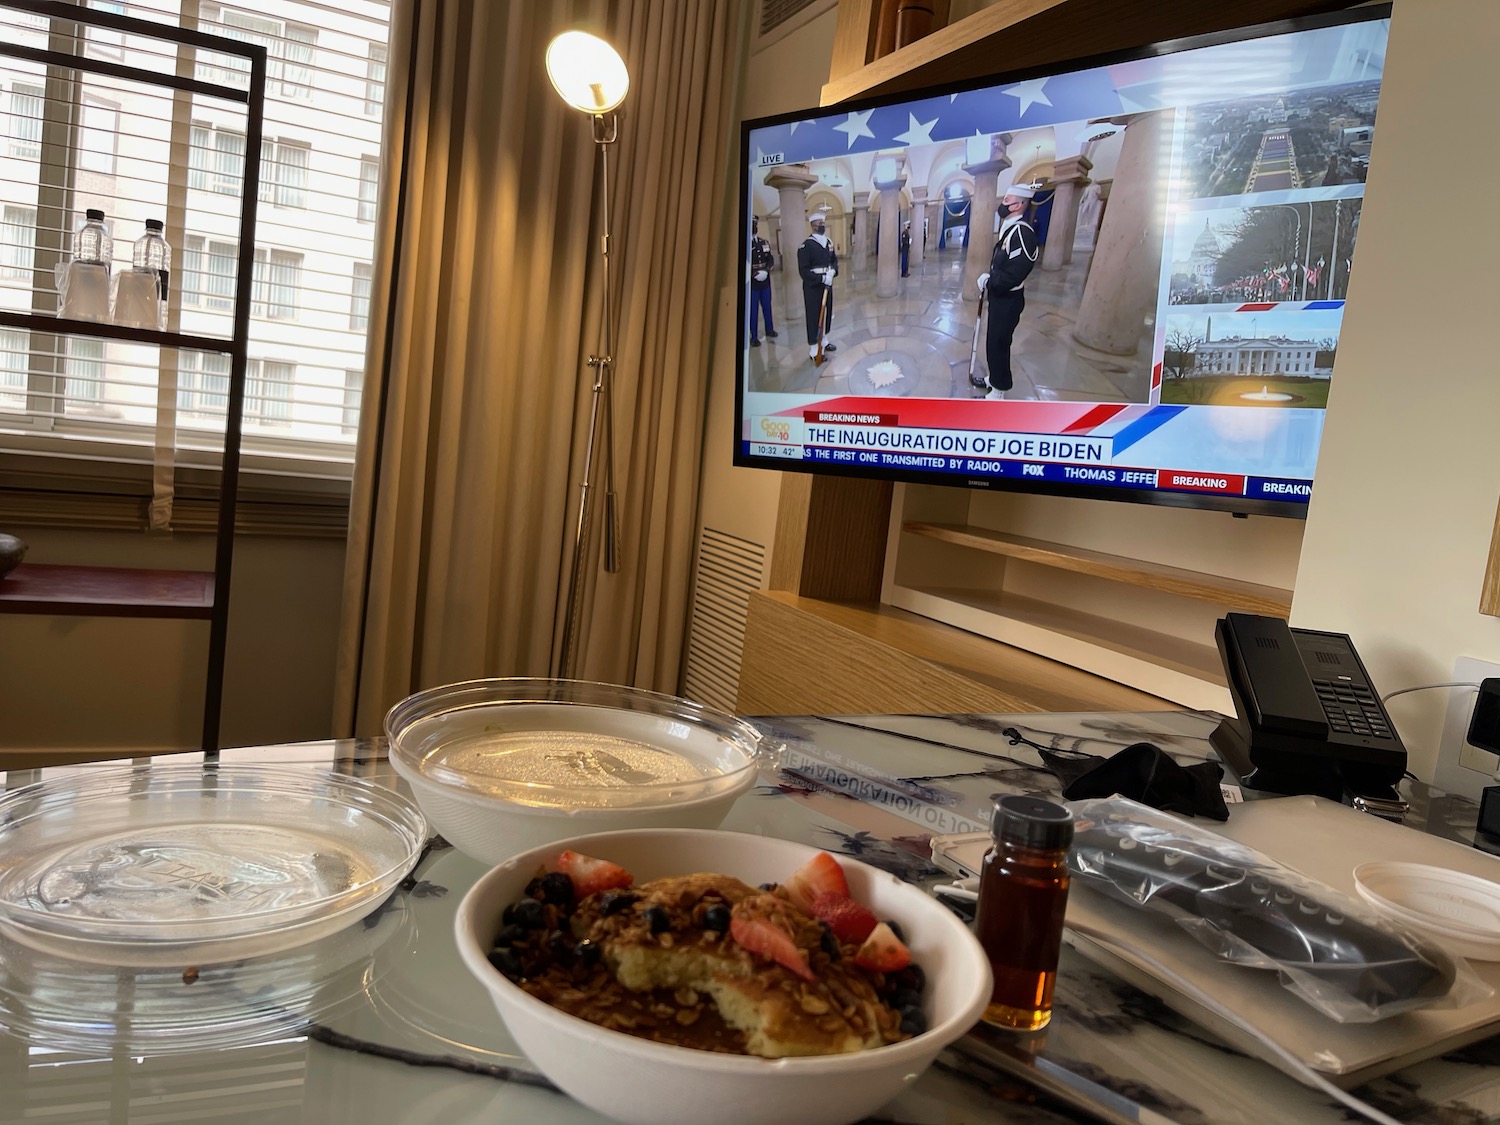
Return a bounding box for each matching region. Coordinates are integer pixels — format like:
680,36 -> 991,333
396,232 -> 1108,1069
546,31 -> 629,114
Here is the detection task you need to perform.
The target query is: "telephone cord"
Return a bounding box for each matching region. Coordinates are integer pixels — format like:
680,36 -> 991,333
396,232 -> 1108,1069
1379,680 -> 1478,706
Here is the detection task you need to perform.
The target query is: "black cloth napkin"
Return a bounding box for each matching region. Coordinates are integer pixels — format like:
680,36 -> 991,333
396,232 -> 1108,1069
1039,742 -> 1230,821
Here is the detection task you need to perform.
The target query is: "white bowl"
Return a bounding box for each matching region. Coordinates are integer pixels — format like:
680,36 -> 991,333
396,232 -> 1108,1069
387,679 -> 767,865
0,764 -> 427,967
453,828 -> 992,1125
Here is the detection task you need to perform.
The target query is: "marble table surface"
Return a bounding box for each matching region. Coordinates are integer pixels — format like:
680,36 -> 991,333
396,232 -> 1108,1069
1,709 -> 1496,1125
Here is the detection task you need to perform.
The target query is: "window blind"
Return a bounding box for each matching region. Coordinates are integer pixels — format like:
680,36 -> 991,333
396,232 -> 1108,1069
0,0 -> 391,494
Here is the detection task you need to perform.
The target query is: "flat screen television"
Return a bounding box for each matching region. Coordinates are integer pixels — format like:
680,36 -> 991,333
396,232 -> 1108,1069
734,6 -> 1390,517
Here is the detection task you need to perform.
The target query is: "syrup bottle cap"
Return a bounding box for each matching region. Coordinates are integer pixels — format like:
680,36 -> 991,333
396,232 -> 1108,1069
992,794 -> 1074,851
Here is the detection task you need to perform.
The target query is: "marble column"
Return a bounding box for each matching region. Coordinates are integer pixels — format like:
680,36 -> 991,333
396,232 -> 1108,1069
926,199 -> 942,255
908,186 -> 928,272
960,140 -> 1011,303
852,190 -> 871,274
1074,115 -> 1164,355
873,174 -> 906,298
765,164 -> 818,286
1040,154 -> 1092,272
763,216 -> 782,270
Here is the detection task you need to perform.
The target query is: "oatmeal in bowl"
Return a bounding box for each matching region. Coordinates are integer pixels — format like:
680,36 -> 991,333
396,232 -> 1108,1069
454,828 -> 991,1125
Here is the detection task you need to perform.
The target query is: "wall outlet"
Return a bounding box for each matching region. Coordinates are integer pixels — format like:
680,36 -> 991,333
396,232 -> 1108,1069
1431,657 -> 1500,802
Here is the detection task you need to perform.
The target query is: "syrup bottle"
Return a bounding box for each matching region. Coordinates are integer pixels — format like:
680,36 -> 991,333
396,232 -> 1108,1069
975,794 -> 1074,1031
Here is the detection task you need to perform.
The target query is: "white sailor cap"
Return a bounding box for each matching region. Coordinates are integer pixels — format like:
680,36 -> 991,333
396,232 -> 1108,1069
1003,182 -> 1040,200
807,211 -> 828,224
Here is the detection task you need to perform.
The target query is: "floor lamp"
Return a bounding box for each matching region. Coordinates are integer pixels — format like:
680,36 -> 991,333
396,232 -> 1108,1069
547,31 -> 629,679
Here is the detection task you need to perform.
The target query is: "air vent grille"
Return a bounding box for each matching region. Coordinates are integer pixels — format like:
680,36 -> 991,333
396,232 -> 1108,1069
682,528 -> 765,713
761,0 -> 819,36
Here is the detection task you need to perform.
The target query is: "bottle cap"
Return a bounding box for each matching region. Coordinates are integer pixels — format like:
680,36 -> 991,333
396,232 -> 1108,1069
992,794 -> 1074,851
85,208 -> 105,221
145,219 -> 163,231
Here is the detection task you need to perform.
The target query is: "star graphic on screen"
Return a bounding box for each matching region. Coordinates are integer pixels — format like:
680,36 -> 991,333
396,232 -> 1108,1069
893,112 -> 938,147
1002,77 -> 1052,116
832,109 -> 876,148
788,119 -> 819,134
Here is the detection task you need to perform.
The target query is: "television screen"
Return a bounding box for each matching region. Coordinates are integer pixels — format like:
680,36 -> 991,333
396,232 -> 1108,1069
734,7 -> 1390,517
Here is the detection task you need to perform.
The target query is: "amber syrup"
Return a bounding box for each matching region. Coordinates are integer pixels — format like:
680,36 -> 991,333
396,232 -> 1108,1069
975,837 -> 1071,1031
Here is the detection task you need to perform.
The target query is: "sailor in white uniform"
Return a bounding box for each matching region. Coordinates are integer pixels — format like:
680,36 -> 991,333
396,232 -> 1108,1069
975,183 -> 1040,400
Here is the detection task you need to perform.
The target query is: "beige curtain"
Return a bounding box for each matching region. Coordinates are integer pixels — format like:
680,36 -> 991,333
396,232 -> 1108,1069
333,0 -> 747,737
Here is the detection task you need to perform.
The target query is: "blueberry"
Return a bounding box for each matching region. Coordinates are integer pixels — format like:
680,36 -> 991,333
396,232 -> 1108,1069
883,919 -> 906,944
758,882 -> 777,892
702,904 -> 731,933
891,963 -> 925,994
493,923 -> 527,948
644,905 -> 672,933
511,898 -> 546,930
819,925 -> 841,960
575,939 -> 602,966
538,871 -> 575,906
524,876 -> 545,898
888,987 -> 921,1011
546,929 -> 574,960
600,890 -> 639,916
898,1004 -> 926,1037
487,948 -> 523,979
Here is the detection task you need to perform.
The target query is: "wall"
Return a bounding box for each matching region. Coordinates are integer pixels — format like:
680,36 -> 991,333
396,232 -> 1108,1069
0,526 -> 344,754
699,0 -> 1500,779
698,5 -> 839,558
1290,0 -> 1500,778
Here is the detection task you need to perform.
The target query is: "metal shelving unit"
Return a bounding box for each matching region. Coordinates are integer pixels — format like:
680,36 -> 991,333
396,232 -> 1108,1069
0,0 -> 265,751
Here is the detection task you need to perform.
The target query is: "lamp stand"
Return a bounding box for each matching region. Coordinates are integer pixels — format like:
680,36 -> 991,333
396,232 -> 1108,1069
558,109 -> 622,679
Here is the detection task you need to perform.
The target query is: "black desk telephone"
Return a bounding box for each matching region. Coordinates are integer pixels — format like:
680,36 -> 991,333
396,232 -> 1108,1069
1210,613 -> 1408,814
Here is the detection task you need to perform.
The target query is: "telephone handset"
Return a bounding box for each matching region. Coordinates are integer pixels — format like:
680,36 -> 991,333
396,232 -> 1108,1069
1210,613 -> 1408,812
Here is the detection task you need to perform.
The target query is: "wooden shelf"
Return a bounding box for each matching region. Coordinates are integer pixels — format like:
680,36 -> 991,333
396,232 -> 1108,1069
0,563 -> 215,618
822,0 -> 1364,105
903,521 -> 1292,615
737,589 -> 1173,715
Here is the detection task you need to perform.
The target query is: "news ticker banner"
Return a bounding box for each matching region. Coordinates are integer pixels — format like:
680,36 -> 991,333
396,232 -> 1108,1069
743,399 -> 1316,504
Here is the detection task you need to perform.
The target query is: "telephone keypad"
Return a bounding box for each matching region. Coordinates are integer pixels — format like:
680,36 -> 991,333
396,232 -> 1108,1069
1313,678 -> 1393,741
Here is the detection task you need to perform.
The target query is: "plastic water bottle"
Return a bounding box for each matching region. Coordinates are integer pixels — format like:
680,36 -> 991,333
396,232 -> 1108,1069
73,208 -> 109,268
132,218 -> 171,301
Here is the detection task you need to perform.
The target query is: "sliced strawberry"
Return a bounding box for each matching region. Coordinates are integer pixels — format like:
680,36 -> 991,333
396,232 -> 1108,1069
730,913 -> 815,981
853,921 -> 912,973
781,851 -> 850,915
554,850 -> 634,898
809,891 -> 878,944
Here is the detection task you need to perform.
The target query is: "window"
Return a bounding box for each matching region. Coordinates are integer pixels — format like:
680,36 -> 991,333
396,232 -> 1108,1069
79,97 -> 119,176
212,128 -> 245,194
1,206 -> 36,280
2,2 -> 392,483
252,248 -> 302,319
342,369 -> 362,435
188,122 -> 211,189
365,43 -> 386,116
259,138 -> 310,209
85,1 -> 126,58
358,157 -> 379,222
179,356 -> 294,426
350,262 -> 371,330
197,7 -> 317,100
246,359 -> 294,423
182,236 -> 239,310
179,351 -> 230,416
281,24 -> 316,99
65,338 -> 104,405
8,83 -> 43,159
0,329 -> 26,410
